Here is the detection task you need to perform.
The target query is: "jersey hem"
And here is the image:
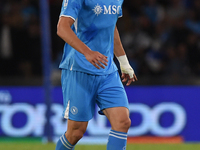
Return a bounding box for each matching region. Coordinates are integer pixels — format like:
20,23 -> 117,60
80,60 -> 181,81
59,66 -> 118,76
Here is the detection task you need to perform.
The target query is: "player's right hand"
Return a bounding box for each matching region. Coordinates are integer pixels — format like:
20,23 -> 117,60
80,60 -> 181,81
85,51 -> 108,69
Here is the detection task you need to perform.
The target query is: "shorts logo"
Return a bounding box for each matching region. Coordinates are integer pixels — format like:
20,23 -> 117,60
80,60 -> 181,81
123,146 -> 126,150
71,106 -> 78,115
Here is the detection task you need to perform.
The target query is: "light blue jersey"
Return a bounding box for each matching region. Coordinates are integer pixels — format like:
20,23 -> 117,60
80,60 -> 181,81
59,0 -> 124,75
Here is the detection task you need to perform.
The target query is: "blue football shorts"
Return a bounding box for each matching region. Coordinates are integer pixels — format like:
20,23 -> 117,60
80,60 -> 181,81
61,69 -> 129,121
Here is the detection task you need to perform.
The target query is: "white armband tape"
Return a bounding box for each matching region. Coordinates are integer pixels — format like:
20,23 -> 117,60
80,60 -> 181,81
117,55 -> 135,78
117,55 -> 130,66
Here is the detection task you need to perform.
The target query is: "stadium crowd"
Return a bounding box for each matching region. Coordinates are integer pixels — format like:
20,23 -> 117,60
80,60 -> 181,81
0,0 -> 199,84
118,0 -> 200,79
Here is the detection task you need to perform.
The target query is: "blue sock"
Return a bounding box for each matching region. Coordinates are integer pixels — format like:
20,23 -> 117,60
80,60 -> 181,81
107,130 -> 127,150
55,134 -> 75,150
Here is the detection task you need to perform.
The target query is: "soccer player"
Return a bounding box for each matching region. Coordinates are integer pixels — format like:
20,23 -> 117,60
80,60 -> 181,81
55,0 -> 137,150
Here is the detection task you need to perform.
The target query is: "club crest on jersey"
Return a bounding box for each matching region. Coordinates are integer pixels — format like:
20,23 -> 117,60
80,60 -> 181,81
93,4 -> 121,16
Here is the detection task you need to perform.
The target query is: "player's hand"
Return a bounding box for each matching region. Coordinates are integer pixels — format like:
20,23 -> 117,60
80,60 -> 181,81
85,51 -> 108,69
121,66 -> 138,86
117,55 -> 137,86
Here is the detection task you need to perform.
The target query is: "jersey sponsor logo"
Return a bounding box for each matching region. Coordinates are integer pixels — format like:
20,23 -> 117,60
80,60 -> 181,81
103,5 -> 121,15
93,4 -> 103,16
93,4 -> 121,16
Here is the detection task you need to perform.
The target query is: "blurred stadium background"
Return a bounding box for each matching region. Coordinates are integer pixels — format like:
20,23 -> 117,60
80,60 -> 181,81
0,0 -> 200,149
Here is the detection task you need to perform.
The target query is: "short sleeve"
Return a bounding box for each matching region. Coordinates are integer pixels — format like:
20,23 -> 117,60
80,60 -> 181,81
60,0 -> 84,21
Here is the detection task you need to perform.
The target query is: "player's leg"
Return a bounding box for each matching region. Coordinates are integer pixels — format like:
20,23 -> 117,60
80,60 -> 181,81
103,107 -> 131,150
56,120 -> 88,150
103,107 -> 130,132
96,71 -> 130,150
65,120 -> 88,145
56,69 -> 99,150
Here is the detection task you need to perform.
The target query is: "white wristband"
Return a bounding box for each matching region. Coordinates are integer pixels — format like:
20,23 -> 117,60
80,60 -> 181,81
117,55 -> 135,78
117,55 -> 130,66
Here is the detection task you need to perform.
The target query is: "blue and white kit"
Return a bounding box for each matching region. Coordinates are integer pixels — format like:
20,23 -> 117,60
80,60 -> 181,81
59,0 -> 129,121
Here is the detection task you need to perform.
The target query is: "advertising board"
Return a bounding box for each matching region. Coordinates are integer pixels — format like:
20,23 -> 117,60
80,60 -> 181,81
0,86 -> 199,143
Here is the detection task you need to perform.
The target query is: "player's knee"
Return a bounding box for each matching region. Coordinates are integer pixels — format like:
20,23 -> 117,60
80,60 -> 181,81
116,117 -> 131,132
122,118 -> 131,129
71,129 -> 85,141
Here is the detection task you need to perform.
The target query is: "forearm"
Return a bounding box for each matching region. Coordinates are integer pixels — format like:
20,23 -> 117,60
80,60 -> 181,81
114,26 -> 130,69
114,27 -> 126,57
57,17 -> 91,56
114,26 -> 137,84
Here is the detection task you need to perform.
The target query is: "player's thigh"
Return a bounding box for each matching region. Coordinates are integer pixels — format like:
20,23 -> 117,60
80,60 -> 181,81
103,107 -> 130,124
103,107 -> 130,132
61,69 -> 99,121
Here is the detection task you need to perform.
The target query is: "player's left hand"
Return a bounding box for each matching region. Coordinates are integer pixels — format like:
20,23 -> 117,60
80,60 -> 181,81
121,66 -> 138,86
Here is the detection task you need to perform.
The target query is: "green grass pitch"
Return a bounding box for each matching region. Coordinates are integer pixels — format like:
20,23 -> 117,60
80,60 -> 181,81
1,143 -> 200,150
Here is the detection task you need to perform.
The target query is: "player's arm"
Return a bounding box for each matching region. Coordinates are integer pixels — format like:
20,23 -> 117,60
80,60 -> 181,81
114,26 -> 138,86
57,17 -> 108,69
